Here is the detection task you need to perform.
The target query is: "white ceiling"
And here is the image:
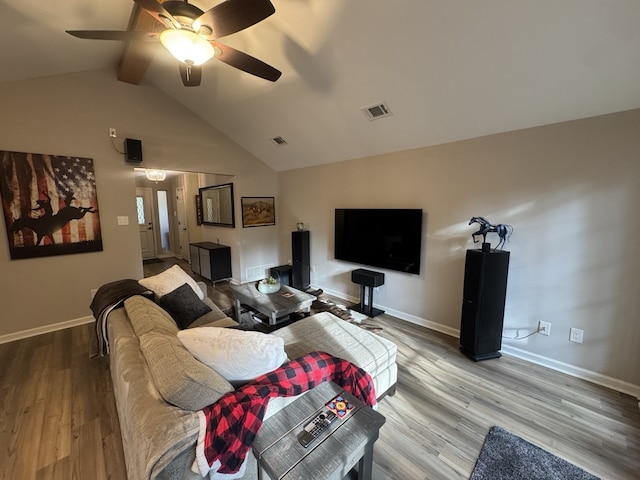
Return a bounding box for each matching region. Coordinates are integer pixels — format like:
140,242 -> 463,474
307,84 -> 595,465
3,0 -> 640,171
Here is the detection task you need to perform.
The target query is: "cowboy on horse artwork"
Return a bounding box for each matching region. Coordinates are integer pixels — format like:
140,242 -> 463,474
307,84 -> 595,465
11,191 -> 97,246
469,216 -> 513,251
0,150 -> 102,259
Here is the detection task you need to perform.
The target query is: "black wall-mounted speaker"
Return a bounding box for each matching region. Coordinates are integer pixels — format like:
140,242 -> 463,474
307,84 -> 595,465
124,138 -> 143,163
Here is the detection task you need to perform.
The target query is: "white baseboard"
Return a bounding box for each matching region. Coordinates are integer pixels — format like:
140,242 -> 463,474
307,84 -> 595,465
319,287 -> 640,401
319,286 -> 461,339
0,316 -> 94,344
382,305 -> 461,338
317,286 -> 359,308
501,344 -> 640,400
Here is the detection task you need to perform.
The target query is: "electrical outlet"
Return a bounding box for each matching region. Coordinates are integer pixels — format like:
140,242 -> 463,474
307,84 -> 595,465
538,321 -> 551,336
109,127 -> 117,138
569,328 -> 584,344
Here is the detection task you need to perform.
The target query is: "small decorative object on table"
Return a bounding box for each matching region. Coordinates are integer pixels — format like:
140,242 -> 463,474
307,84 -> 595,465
296,222 -> 304,231
257,276 -> 281,294
326,394 -> 355,419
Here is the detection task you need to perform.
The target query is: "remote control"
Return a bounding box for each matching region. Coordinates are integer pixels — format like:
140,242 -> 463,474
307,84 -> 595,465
297,409 -> 338,447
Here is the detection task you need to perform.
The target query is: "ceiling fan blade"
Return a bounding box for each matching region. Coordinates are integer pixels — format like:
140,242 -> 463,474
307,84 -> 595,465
212,42 -> 281,81
196,0 -> 275,39
134,0 -> 181,29
66,30 -> 160,42
179,63 -> 202,87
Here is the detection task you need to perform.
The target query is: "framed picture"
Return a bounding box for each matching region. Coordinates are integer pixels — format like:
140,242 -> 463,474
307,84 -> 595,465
241,197 -> 275,227
0,150 -> 103,259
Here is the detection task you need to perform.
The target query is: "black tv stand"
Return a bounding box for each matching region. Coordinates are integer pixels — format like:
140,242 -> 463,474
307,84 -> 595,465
351,269 -> 385,318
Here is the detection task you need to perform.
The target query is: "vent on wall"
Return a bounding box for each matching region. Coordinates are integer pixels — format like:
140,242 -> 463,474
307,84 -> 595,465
361,101 -> 393,121
246,264 -> 275,282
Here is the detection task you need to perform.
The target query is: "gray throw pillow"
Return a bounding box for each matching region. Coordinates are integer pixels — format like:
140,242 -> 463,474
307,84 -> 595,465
159,283 -> 212,329
125,295 -> 180,337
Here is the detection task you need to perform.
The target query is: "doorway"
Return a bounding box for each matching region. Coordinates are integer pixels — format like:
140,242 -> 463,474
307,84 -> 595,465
133,169 -> 234,264
157,190 -> 171,253
136,187 -> 157,259
176,186 -> 190,262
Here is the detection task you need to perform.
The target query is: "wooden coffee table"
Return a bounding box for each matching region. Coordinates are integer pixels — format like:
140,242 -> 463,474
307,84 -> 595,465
230,283 -> 316,326
253,381 -> 385,480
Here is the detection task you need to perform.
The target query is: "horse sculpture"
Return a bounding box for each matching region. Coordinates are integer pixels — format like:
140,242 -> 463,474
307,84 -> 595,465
469,216 -> 513,250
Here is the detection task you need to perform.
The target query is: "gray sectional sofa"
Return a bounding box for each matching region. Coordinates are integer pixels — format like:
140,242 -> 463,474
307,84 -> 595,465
106,284 -> 397,480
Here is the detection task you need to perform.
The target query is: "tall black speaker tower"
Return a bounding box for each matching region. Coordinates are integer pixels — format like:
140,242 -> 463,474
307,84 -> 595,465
291,230 -> 310,290
460,249 -> 510,361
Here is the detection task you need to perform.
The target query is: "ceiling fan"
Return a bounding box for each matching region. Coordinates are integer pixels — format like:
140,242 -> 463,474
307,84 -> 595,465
67,0 -> 281,86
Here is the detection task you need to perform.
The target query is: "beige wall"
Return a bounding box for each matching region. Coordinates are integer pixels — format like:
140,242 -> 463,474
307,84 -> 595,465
277,109 -> 640,393
0,69 -> 277,338
1,68 -> 637,395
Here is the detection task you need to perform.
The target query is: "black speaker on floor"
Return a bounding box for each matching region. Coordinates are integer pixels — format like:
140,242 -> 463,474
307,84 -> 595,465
124,138 -> 143,163
292,230 -> 310,290
460,249 -> 510,361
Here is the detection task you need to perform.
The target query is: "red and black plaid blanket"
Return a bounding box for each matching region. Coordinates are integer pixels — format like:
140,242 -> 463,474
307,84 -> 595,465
194,351 -> 376,478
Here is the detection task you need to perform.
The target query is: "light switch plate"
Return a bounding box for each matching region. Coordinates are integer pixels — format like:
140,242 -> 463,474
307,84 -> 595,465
117,216 -> 129,226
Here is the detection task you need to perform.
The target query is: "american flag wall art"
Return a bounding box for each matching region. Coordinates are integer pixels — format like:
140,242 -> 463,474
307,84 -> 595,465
0,150 -> 102,259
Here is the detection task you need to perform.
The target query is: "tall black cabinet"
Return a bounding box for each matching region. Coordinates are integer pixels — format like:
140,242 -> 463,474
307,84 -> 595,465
291,230 -> 310,290
460,249 -> 510,361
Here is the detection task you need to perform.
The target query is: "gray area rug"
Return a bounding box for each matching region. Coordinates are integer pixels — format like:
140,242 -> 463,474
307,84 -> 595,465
470,426 -> 600,480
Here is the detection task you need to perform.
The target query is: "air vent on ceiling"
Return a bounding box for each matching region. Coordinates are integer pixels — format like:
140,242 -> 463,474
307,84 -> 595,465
361,101 -> 393,121
271,136 -> 288,146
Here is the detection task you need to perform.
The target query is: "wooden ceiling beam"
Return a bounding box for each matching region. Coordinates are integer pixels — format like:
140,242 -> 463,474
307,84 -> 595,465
116,4 -> 162,85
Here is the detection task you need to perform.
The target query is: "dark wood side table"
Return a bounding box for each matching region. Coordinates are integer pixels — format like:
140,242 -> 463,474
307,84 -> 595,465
253,381 -> 385,480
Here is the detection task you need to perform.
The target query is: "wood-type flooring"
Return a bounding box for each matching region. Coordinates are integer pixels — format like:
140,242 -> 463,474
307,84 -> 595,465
0,257 -> 638,479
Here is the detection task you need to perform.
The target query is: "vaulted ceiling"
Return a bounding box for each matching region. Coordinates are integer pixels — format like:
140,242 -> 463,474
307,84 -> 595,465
2,0 -> 640,171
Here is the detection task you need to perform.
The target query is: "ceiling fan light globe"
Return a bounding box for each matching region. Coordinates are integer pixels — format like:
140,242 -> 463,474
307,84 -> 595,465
160,29 -> 214,66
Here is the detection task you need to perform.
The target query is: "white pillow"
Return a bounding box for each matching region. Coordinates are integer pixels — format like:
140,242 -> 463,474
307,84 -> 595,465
139,264 -> 204,300
177,327 -> 287,385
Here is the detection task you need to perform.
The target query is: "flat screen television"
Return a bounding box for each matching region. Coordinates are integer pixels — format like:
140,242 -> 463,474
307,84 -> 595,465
334,208 -> 423,275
